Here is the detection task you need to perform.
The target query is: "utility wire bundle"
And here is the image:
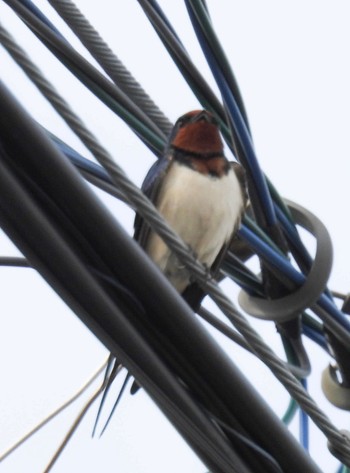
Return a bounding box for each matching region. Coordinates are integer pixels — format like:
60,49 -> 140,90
1,1 -> 350,472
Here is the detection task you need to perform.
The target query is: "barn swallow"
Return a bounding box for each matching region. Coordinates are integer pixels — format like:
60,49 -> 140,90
134,109 -> 247,294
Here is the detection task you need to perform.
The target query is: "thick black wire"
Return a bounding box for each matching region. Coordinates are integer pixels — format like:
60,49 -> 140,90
136,0 -> 227,125
186,0 -> 251,133
0,81 -> 326,472
208,413 -> 284,473
3,82 -> 258,471
0,256 -> 30,267
0,110 -> 249,473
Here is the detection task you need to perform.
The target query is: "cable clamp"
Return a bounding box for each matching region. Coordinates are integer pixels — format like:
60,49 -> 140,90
322,364 -> 350,410
238,200 -> 333,322
327,428 -> 350,466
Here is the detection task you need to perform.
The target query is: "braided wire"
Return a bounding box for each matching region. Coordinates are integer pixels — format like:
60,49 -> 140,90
4,0 -> 166,152
1,21 -> 350,463
46,0 -> 172,137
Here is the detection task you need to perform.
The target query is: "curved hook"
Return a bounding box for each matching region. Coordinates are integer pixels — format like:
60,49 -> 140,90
238,199 -> 333,322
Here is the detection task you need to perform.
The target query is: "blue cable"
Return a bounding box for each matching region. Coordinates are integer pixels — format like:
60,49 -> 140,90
299,379 -> 309,451
48,133 -> 112,182
184,0 -> 277,228
239,225 -> 350,332
25,0 -> 347,339
49,130 -> 350,338
319,294 -> 349,329
50,132 -> 350,336
28,0 -> 273,231
148,0 -> 185,46
218,72 -> 276,225
19,0 -> 66,40
186,1 -> 343,329
274,204 -> 313,267
239,225 -> 304,284
185,0 -> 345,329
302,325 -> 329,352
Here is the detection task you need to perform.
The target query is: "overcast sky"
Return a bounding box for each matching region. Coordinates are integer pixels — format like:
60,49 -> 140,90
1,1 -> 350,472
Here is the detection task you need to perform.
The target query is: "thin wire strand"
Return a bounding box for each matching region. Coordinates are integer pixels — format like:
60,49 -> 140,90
0,357 -> 108,462
43,364 -> 114,473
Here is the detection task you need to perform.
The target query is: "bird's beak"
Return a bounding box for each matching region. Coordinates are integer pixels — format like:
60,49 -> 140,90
192,111 -> 215,124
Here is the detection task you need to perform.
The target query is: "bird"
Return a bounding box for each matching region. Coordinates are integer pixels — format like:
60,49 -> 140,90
94,110 -> 248,427
134,109 -> 247,298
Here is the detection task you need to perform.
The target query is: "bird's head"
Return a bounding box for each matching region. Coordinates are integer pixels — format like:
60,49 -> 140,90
169,110 -> 223,157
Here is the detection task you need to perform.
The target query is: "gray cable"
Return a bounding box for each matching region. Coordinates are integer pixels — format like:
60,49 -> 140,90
46,0 -> 173,137
198,306 -> 309,379
1,1 -> 167,151
2,22 -> 350,463
137,0 -> 226,120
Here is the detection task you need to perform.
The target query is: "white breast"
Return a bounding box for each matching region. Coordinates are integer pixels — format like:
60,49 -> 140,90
146,162 -> 244,292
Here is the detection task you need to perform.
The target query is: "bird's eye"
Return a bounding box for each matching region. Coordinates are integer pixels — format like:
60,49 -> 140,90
176,118 -> 185,128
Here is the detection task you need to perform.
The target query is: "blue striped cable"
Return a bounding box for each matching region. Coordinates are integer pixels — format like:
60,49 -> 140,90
19,0 -> 66,40
184,0 -> 277,227
239,225 -> 350,332
300,379 -> 309,451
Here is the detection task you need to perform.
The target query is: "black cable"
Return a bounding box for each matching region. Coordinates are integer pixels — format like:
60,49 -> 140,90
210,413 -> 284,473
197,307 -> 308,379
2,0 -> 166,152
136,0 -> 227,126
47,0 -> 173,136
184,0 -> 252,134
0,256 -> 30,267
182,2 -> 304,367
0,80 -> 323,473
0,86 -> 248,473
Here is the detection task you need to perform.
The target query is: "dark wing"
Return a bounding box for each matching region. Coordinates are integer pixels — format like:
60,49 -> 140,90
227,161 -> 251,260
183,161 -> 248,311
130,156 -> 171,398
134,155 -> 173,249
232,161 -> 248,209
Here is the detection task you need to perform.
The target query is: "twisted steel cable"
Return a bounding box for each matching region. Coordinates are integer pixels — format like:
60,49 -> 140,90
47,0 -> 172,137
3,0 -> 166,152
1,22 -> 350,463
